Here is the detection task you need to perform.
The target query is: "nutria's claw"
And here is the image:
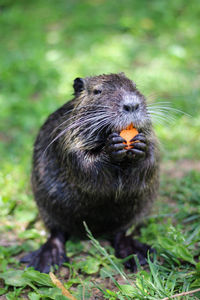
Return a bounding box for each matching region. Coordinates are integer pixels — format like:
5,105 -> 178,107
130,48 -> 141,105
106,132 -> 127,161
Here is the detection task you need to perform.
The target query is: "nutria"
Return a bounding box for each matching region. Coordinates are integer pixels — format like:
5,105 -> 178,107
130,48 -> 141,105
21,73 -> 159,273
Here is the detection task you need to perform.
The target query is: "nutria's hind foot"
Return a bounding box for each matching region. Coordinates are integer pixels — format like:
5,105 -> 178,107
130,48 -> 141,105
112,231 -> 154,272
20,230 -> 69,273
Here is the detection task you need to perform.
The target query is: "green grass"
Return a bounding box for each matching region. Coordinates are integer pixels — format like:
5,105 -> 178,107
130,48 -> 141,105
0,0 -> 200,299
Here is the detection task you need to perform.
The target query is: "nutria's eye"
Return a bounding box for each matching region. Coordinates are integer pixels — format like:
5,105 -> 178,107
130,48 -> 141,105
93,89 -> 102,95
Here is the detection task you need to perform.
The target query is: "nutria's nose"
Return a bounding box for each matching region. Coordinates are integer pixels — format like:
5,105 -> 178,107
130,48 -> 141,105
123,103 -> 139,113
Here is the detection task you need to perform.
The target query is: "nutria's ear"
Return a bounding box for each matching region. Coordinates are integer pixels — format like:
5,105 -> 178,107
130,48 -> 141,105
73,77 -> 85,95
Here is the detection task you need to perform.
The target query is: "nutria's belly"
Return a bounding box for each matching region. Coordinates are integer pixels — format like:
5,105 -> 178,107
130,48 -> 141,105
47,194 -> 140,237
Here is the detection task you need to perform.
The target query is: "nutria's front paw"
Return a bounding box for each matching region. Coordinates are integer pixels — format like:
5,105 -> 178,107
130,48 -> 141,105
106,132 -> 127,161
127,133 -> 147,160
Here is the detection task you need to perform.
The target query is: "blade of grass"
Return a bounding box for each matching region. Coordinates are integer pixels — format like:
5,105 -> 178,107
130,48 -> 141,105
83,221 -> 129,283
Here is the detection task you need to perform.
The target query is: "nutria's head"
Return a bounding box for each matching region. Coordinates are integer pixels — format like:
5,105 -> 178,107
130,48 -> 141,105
62,73 -> 152,151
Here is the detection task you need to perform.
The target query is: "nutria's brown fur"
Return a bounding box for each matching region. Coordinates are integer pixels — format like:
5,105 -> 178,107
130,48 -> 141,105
22,73 -> 159,273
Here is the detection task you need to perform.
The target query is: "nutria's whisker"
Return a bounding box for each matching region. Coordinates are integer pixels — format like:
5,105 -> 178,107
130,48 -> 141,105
51,110 -> 114,137
147,102 -> 190,117
66,113 -> 115,133
42,128 -> 70,158
56,112 -> 116,150
147,113 -> 174,125
70,115 -> 114,139
147,110 -> 176,122
85,117 -> 115,138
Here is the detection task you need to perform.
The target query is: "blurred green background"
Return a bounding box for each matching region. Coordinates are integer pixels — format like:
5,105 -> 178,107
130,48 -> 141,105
0,0 -> 200,238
